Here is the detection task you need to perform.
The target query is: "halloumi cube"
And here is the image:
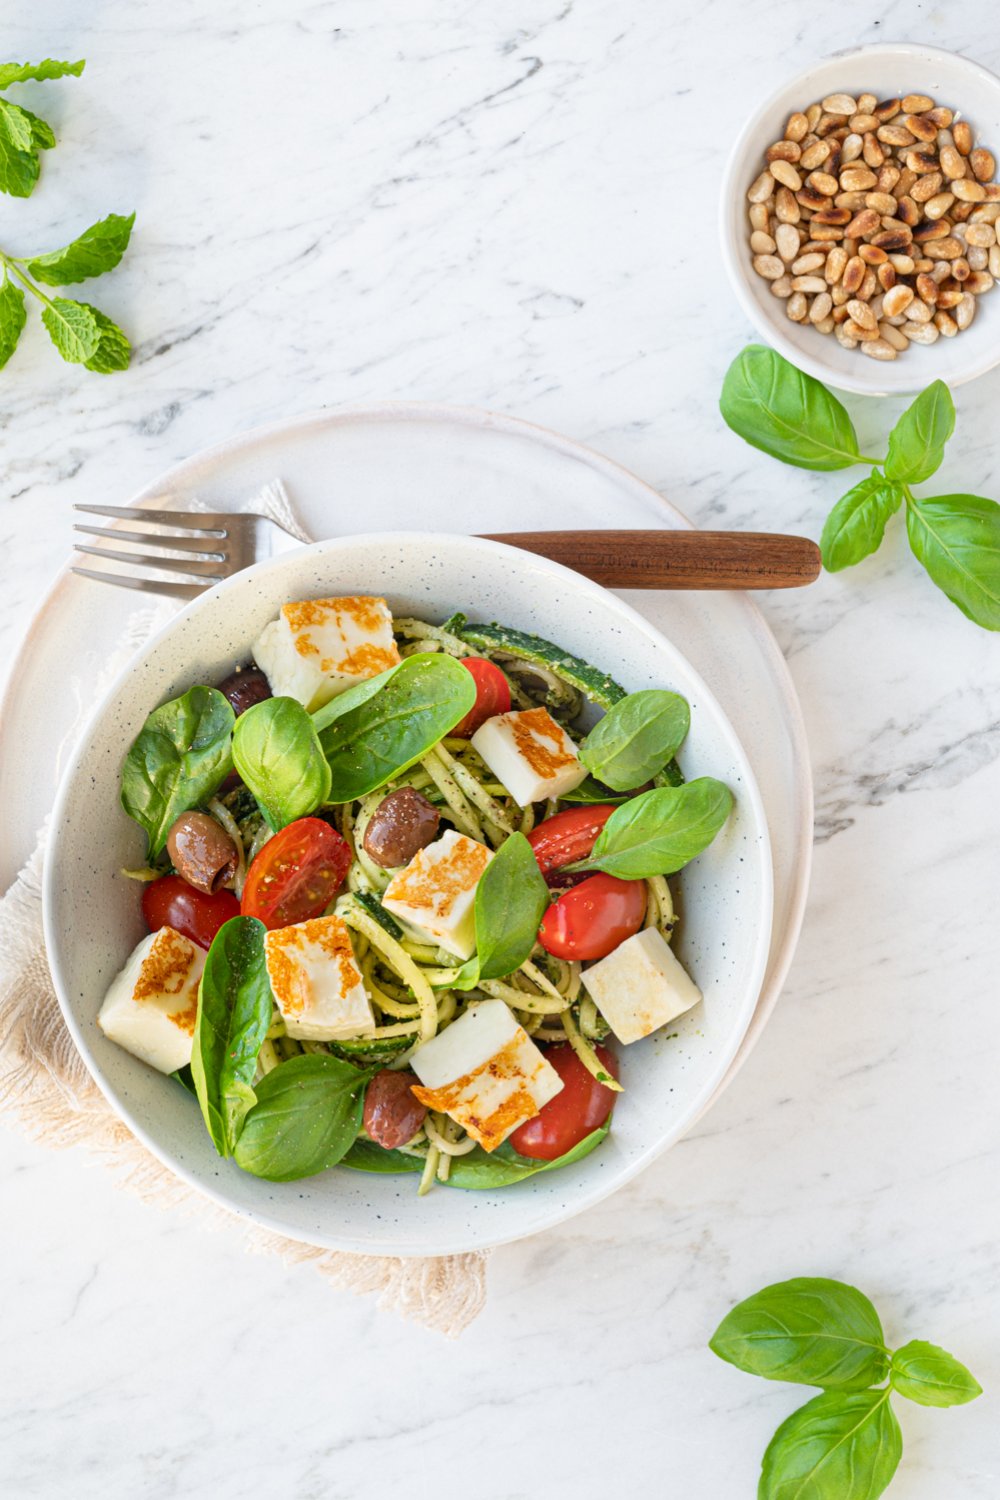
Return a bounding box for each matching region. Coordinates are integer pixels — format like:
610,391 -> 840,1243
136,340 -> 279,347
581,927 -> 702,1044
98,926 -> 205,1074
410,999 -> 563,1151
471,707 -> 587,806
252,595 -> 400,712
381,830 -> 492,960
264,913 -> 375,1041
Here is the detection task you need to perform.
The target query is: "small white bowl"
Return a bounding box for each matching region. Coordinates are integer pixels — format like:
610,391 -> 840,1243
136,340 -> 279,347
720,43 -> 1000,395
43,533 -> 773,1257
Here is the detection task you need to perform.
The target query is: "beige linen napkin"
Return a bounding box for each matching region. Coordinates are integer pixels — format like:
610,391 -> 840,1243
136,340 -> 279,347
0,482 -> 487,1336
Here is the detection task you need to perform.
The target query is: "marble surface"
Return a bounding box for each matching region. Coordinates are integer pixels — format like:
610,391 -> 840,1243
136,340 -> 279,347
1,3 -> 998,1496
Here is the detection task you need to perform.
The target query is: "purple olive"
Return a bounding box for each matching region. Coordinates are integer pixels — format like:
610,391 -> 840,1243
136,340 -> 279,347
216,666 -> 272,718
166,812 -> 239,894
363,788 -> 440,869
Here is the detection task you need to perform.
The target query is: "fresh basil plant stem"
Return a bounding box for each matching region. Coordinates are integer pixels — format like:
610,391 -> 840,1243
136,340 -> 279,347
710,1276 -> 982,1500
720,346 -> 1000,631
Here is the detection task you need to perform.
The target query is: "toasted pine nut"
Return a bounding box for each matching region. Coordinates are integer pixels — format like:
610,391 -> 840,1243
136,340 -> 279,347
791,251 -> 826,274
967,246 -> 988,271
901,320 -> 939,344
970,147 -> 995,181
965,222 -> 997,246
905,297 -> 934,323
769,275 -> 793,298
965,270 -> 995,293
896,197 -> 921,227
952,120 -> 973,155
863,133 -> 886,168
832,283 -> 851,306
769,160 -> 802,190
876,163 -> 901,192
991,244 -> 1000,277
753,254 -> 785,280
844,208 -> 880,238
910,172 -> 944,202
786,291 -> 808,321
925,106 -> 953,128
934,310 -> 958,336
878,124 -> 915,147
860,244 -> 888,265
749,202 -> 771,231
902,93 -> 934,114
951,257 -> 971,281
748,170 -> 774,203
860,337 -> 897,360
774,222 -> 801,262
877,262 -> 896,290
806,103 -> 822,131
940,144 -> 967,178
835,324 -> 858,349
904,150 -> 941,174
823,93 -> 857,116
840,165 -> 878,192
824,246 -> 848,284
808,170 -> 840,196
874,98 -> 901,122
798,186 -> 830,211
835,190 -> 868,210
930,260 -> 952,282
775,187 -> 800,223
955,292 -> 977,328
889,253 -> 916,273
935,288 -> 964,308
864,190 -> 897,215
905,114 -> 938,143
809,291 -> 833,322
842,255 -> 865,293
953,178 -> 986,202
846,298 -> 877,331
857,93 -> 877,114
750,230 -> 776,255
800,140 -> 831,170
790,275 -> 827,293
916,273 -> 939,304
767,139 -> 801,164
878,321 -> 909,349
882,284 -> 914,318
841,133 -> 864,163
786,112 -> 809,143
924,237 -> 964,259
923,191 -> 956,219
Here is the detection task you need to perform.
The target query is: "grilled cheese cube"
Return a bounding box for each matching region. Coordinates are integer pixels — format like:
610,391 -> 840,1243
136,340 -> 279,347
252,595 -> 400,712
581,927 -> 702,1044
410,999 -> 563,1150
471,707 -> 587,806
264,913 -> 375,1041
381,830 -> 492,960
98,927 -> 205,1074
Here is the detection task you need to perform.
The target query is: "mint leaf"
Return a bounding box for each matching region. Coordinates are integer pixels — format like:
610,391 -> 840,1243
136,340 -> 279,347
17,105 -> 55,150
0,274 -> 26,368
906,493 -> 1000,630
81,304 -> 130,372
885,380 -> 956,485
0,58 -> 85,89
0,99 -> 33,150
891,1340 -> 982,1408
820,471 -> 904,572
26,212 -> 135,286
41,297 -> 100,363
0,100 -> 40,196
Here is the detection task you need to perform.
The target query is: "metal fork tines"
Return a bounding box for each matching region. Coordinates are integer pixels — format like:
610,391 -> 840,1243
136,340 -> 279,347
71,502 -> 303,598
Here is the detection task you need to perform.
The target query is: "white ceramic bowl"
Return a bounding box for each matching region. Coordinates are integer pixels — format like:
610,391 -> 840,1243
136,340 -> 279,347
720,43 -> 1000,396
43,533 -> 773,1256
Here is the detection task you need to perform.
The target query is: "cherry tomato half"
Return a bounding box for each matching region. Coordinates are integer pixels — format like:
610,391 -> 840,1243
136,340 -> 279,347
142,874 -> 239,951
510,1043 -> 619,1160
538,872 -> 646,960
241,817 -> 351,930
451,658 -> 511,738
527,804 -> 618,877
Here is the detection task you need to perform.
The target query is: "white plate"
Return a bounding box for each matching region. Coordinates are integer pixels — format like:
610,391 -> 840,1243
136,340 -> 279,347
1,403 -> 812,1226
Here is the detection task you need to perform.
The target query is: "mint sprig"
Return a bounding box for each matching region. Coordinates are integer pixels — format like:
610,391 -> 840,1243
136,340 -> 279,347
0,57 -> 84,197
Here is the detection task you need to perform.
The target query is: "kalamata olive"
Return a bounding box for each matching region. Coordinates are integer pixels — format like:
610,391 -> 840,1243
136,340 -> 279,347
166,811 -> 239,894
363,787 -> 440,869
216,666 -> 272,717
363,1069 -> 427,1150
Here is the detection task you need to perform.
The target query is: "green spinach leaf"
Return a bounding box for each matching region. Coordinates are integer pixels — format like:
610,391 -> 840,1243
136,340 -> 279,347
758,1389 -> 901,1500
444,1122 -> 610,1188
571,777 -> 732,879
339,1138 -> 424,1175
709,1277 -> 890,1390
890,1341 -> 982,1407
191,916 -> 273,1156
884,380 -> 955,485
820,471 -> 905,572
720,345 -> 862,471
447,832 -> 551,992
233,1054 -> 373,1181
120,685 -> 235,856
906,492 -> 1000,630
317,652 -> 475,801
580,689 -> 690,791
232,695 -> 331,832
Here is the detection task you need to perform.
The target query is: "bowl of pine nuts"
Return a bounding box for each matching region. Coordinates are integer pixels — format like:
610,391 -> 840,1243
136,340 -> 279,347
720,43 -> 1000,393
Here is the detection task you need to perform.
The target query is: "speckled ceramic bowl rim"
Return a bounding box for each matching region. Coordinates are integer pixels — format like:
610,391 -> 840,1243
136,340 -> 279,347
43,530 -> 774,1255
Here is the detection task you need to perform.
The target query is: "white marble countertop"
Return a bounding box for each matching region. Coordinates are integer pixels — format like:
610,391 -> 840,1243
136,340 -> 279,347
1,4 -> 998,1496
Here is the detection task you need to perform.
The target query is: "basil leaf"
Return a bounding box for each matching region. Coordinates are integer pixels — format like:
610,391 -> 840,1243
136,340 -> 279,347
318,653 -> 475,802
884,380 -> 955,485
890,1340 -> 982,1408
339,1138 -> 424,1175
580,689 -> 690,791
0,58 -> 85,88
820,471 -> 904,572
573,777 -> 732,879
191,916 -> 272,1156
41,296 -> 100,363
233,1054 -> 372,1181
444,1122 -> 611,1188
232,696 -> 331,832
558,776 -> 632,805
81,304 -> 131,373
720,345 -> 861,471
759,1390 -> 902,1500
449,832 -> 551,992
26,212 -> 135,285
710,1278 -> 890,1390
906,493 -> 1000,630
0,274 -> 26,369
120,686 -> 235,856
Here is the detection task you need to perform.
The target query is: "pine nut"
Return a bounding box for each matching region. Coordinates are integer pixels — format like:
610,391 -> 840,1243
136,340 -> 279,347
965,222 -> 997,246
875,98 -> 901,122
823,93 -> 857,115
879,321 -> 909,349
970,147 -> 995,181
841,133 -> 864,163
749,202 -> 771,231
786,111 -> 809,142
905,298 -> 934,323
923,191 -> 956,219
835,324 -> 859,349
952,257 -> 971,281
878,124 -> 915,148
860,337 -> 897,360
775,187 -> 801,223
860,243 -> 888,265
967,246 -> 989,271
952,121 -> 973,155
882,284 -> 914,318
901,320 -> 939,344
753,254 -> 785,279
767,139 -> 802,163
889,253 -> 916,273
791,251 -> 826,274
809,291 -> 833,322
940,145 -> 967,179
902,94 -> 934,114
877,262 -> 896,290
863,133 -> 886,169
847,298 -> 877,330
750,230 -> 776,254
825,246 -> 848,283
786,291 -> 808,321
916,273 -> 939,304
769,160 -> 802,190
808,170 -> 840,196
791,275 -> 827,293
748,170 -> 774,203
934,310 -> 958,336
955,293 -> 976,328
991,245 -> 1000,277
910,172 -> 944,202
840,165 -> 878,191
953,178 -> 986,202
936,288 -> 964,308
965,270 -> 995,293
844,208 -> 881,238
800,140 -> 831,170
770,275 -> 793,298
906,114 -> 939,143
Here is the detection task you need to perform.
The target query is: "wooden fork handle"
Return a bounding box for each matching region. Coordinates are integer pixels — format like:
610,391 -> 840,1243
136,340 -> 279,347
477,529 -> 821,590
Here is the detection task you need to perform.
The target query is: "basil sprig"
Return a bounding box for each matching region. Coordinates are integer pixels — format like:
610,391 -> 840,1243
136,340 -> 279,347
232,695 -> 331,832
711,1277 -> 981,1500
569,778 -> 733,880
721,347 -> 1000,630
446,832 -> 551,992
580,688 -> 690,792
120,685 -> 235,856
191,916 -> 273,1156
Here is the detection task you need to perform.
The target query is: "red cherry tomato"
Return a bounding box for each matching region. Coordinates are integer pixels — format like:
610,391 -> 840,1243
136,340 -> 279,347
510,1043 -> 619,1160
241,817 -> 351,931
527,804 -> 618,877
142,874 -> 239,951
538,872 -> 646,960
451,658 -> 511,738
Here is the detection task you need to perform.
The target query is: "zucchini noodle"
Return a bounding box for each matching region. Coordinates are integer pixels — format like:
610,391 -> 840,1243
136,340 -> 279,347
338,894 -> 440,1043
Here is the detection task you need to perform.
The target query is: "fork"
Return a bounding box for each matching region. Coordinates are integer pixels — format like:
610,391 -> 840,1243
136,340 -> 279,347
72,504 -> 822,597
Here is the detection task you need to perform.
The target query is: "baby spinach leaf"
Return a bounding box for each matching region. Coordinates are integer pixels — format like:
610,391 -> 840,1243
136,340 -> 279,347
234,1054 -> 373,1181
571,777 -> 732,880
580,689 -> 690,791
191,916 -> 273,1156
906,493 -> 1000,630
709,1278 -> 890,1390
339,1138 -> 424,1175
720,345 -> 862,471
447,832 -> 551,992
890,1341 -> 982,1407
26,211 -> 135,285
120,685 -> 235,856
232,695 -> 331,832
758,1389 -> 901,1500
310,661 -> 401,734
318,652 -> 475,802
558,776 -> 632,805
884,380 -> 955,485
444,1122 -> 610,1188
820,471 -> 904,573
